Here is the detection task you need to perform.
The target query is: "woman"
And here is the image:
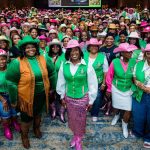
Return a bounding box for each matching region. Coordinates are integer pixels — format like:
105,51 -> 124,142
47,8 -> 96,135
62,35 -> 71,53
131,44 -> 150,148
128,32 -> 143,61
56,39 -> 98,150
84,38 -> 108,122
48,39 -> 66,123
0,35 -> 10,53
0,49 -> 20,140
115,30 -> 128,46
9,34 -> 22,59
79,31 -> 89,53
6,35 -> 56,149
38,35 -> 49,55
65,27 -> 73,38
29,27 -> 38,39
106,43 -> 137,138
21,22 -> 31,37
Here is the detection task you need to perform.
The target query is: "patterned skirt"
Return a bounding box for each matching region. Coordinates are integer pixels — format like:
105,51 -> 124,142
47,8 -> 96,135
65,94 -> 89,137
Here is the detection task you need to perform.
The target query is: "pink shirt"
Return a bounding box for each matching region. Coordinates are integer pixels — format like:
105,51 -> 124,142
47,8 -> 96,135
106,59 -> 129,92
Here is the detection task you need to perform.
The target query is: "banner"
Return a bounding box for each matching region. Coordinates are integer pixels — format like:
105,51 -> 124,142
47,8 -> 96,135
48,0 -> 101,7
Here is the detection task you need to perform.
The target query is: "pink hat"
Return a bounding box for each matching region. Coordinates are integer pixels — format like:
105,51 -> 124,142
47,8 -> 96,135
50,19 -> 58,24
38,35 -> 50,43
73,28 -> 81,33
140,21 -> 148,27
114,43 -> 137,53
0,49 -> 7,56
87,38 -> 102,46
66,39 -> 80,49
142,26 -> 150,33
0,23 -> 10,28
142,44 -> 150,52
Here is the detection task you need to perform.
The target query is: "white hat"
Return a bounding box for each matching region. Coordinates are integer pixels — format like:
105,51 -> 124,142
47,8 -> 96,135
128,32 -> 140,39
49,29 -> 57,34
97,31 -> 107,37
49,39 -> 62,47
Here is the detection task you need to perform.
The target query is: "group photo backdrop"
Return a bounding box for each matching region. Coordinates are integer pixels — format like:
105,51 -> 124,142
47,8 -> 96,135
48,0 -> 101,7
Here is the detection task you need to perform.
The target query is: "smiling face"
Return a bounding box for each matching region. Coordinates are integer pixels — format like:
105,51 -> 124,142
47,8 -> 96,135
0,40 -> 7,49
0,56 -> 7,70
105,36 -> 114,47
51,44 -> 60,54
30,29 -> 38,39
25,44 -> 37,57
70,47 -> 80,62
121,51 -> 133,60
12,34 -> 21,45
89,45 -> 99,54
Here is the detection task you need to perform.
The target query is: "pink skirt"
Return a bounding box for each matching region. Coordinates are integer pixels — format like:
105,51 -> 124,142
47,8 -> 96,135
65,94 -> 89,136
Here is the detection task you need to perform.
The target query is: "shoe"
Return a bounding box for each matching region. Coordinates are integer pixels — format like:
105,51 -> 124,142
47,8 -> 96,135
122,119 -> 128,138
111,114 -> 120,126
59,106 -> 66,123
2,120 -> 13,140
92,117 -> 98,122
105,101 -> 112,116
70,136 -> 76,148
75,136 -> 82,150
100,103 -> 107,111
33,116 -> 42,139
143,142 -> 150,149
21,122 -> 31,149
12,118 -> 21,132
50,103 -> 56,120
129,131 -> 136,138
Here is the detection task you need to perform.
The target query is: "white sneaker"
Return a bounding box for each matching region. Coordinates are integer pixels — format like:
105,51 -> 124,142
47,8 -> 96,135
122,119 -> 128,138
111,114 -> 120,125
143,141 -> 150,149
92,117 -> 98,122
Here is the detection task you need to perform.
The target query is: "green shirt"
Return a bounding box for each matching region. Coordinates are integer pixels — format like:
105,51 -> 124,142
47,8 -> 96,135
0,70 -> 8,93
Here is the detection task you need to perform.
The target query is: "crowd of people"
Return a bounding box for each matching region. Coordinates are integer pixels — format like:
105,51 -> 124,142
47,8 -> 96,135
0,6 -> 150,149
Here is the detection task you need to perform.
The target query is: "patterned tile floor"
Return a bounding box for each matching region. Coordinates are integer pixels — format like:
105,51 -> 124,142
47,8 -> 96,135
0,113 -> 146,150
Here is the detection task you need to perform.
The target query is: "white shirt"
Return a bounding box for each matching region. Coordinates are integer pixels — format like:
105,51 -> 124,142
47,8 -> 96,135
56,59 -> 98,104
133,60 -> 150,87
88,56 -> 109,73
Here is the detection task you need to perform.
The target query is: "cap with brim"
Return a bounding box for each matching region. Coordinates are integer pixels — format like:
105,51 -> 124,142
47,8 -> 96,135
66,39 -> 80,49
108,23 -> 116,29
87,38 -> 102,46
142,44 -> 150,52
142,26 -> 150,33
58,24 -> 67,31
38,35 -> 50,43
38,25 -> 49,32
49,29 -> 57,34
0,49 -> 7,56
128,32 -> 140,39
0,35 -> 9,43
10,27 -> 21,34
97,31 -> 107,37
21,22 -> 31,27
18,35 -> 39,48
114,43 -> 137,53
49,39 -> 62,47
61,35 -> 71,42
